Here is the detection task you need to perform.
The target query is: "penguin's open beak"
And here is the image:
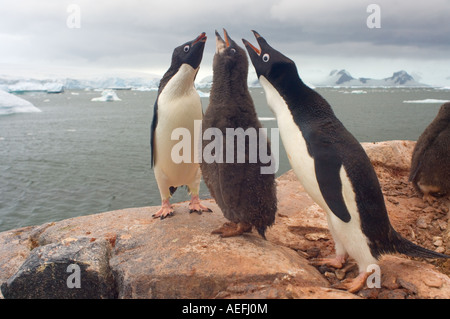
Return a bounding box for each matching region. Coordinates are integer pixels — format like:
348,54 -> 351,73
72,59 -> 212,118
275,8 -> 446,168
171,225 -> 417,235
243,30 -> 265,56
215,29 -> 232,54
192,32 -> 207,46
215,29 -> 232,48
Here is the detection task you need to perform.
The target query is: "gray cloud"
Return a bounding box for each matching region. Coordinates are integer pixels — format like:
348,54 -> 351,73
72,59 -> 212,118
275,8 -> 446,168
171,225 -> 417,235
0,0 -> 449,85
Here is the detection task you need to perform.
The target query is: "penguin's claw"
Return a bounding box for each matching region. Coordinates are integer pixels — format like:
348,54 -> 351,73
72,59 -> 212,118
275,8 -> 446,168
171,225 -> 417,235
212,222 -> 252,237
152,203 -> 174,219
189,196 -> 213,214
332,272 -> 371,294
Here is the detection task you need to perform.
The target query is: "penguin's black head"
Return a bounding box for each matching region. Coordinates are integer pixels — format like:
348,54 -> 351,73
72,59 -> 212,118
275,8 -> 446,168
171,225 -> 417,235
171,32 -> 207,71
213,29 -> 248,78
243,31 -> 299,88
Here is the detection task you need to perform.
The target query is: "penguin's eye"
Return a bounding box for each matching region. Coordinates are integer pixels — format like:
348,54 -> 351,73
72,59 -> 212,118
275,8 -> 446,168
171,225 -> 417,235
230,48 -> 236,54
262,53 -> 270,62
184,45 -> 190,53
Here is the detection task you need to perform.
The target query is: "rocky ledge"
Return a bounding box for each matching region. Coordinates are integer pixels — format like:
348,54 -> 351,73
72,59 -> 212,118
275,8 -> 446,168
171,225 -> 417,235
0,140 -> 449,299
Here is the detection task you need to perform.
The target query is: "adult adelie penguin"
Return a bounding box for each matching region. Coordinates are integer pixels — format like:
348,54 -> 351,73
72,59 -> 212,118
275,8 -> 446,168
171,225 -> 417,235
243,31 -> 450,292
150,32 -> 212,219
410,102 -> 450,204
200,29 -> 277,238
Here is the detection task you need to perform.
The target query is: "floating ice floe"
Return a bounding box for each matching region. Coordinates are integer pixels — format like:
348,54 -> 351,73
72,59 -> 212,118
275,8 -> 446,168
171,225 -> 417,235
0,90 -> 42,115
341,90 -> 367,94
258,117 -> 276,121
91,89 -> 121,102
403,99 -> 450,104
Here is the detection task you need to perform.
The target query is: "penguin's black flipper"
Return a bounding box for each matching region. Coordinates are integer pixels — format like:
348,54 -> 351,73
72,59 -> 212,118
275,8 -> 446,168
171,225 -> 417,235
307,129 -> 352,223
314,152 -> 352,223
150,100 -> 158,168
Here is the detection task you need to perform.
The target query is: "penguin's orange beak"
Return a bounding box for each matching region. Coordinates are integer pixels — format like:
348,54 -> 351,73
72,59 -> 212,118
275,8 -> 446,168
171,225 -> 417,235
193,32 -> 207,46
242,30 -> 261,56
223,29 -> 230,47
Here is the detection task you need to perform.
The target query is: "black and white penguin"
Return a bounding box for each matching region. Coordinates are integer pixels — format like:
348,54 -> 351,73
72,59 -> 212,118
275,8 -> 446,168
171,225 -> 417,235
150,32 -> 212,219
410,102 -> 450,204
243,31 -> 450,292
200,29 -> 277,238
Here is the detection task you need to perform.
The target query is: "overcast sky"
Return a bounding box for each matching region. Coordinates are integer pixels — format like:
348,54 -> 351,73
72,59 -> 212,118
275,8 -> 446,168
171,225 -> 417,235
1,0 -> 449,85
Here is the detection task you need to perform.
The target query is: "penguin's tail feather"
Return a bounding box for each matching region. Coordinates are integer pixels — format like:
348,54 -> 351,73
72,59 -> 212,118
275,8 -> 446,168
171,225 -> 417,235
393,232 -> 450,259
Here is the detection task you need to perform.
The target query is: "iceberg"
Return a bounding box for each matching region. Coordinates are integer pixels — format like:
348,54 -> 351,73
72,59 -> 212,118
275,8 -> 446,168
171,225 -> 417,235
91,89 -> 121,102
44,82 -> 65,93
0,90 -> 42,115
403,99 -> 450,104
7,81 -> 46,92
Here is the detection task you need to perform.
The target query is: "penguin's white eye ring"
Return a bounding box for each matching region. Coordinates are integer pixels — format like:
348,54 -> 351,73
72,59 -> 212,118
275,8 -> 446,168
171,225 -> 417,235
262,53 -> 270,62
184,45 -> 190,53
230,48 -> 236,54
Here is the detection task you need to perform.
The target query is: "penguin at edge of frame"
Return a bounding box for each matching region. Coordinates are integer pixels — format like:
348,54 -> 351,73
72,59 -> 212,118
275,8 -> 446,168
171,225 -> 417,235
409,102 -> 450,204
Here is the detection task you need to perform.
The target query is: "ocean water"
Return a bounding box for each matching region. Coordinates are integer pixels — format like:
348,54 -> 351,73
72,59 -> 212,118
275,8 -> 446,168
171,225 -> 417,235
0,87 -> 449,232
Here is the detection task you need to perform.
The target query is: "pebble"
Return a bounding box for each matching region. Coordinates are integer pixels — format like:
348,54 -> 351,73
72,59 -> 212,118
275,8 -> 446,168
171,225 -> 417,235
423,276 -> 443,288
304,232 -> 328,241
397,278 -> 418,294
382,277 -> 400,290
433,237 -> 443,247
437,219 -> 447,231
416,217 -> 428,229
335,269 -> 346,280
324,271 -> 336,280
378,289 -> 407,299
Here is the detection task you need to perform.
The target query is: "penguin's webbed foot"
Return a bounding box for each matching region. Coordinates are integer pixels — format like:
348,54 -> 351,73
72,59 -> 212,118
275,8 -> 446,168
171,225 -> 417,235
152,201 -> 174,220
310,255 -> 347,269
212,222 -> 252,238
332,271 -> 371,294
189,195 -> 213,215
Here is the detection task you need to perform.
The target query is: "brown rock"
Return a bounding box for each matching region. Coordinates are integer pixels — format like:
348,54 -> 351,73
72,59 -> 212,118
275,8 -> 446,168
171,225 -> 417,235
0,140 -> 449,299
361,140 -> 415,172
380,256 -> 450,298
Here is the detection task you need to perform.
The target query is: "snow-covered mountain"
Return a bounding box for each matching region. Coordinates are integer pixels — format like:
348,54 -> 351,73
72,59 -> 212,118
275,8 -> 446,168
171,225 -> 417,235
315,70 -> 428,87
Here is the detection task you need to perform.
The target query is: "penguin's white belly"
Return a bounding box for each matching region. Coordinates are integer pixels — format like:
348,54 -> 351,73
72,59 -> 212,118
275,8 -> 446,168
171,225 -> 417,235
260,76 -> 376,270
154,93 -> 202,186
